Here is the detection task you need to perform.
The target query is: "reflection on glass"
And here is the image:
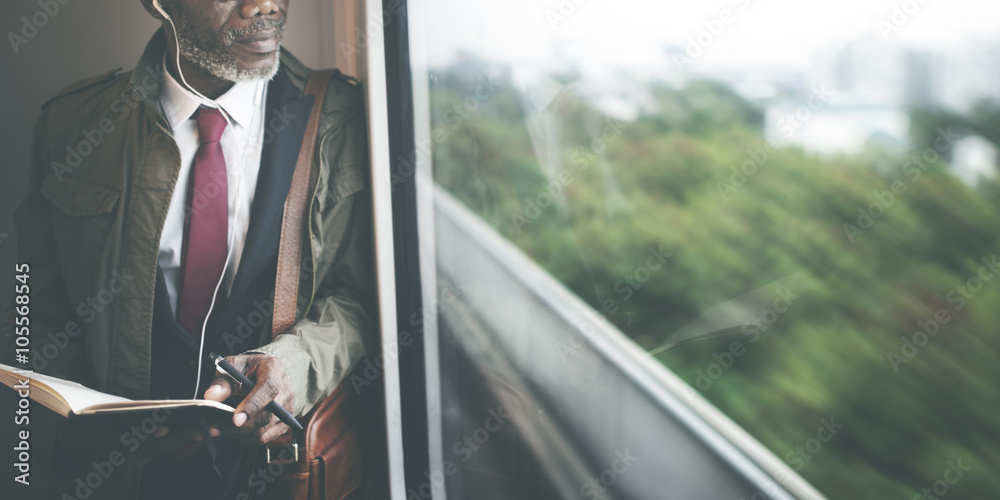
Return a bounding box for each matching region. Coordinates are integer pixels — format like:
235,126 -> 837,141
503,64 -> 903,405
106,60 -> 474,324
423,0 -> 1000,497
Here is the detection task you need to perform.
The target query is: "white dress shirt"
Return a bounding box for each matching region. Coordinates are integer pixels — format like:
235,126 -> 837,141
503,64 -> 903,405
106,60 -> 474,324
157,55 -> 269,316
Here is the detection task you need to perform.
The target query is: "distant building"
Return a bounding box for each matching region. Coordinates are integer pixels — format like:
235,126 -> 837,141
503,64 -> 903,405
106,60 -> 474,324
933,41 -> 1000,112
764,101 -> 909,156
826,40 -> 911,106
813,39 -> 1000,112
757,39 -> 1000,156
950,135 -> 998,186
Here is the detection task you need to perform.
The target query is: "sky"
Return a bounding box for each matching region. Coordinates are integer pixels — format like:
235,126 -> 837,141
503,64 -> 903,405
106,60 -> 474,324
419,0 -> 1000,73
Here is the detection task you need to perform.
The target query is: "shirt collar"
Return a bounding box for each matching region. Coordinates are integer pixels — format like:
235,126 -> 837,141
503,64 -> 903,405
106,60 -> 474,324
160,54 -> 264,130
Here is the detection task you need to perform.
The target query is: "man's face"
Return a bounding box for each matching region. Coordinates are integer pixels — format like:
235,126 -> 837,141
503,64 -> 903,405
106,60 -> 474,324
164,0 -> 289,82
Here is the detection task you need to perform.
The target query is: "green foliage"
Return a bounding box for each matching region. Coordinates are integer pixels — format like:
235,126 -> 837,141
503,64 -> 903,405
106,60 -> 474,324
429,63 -> 1000,498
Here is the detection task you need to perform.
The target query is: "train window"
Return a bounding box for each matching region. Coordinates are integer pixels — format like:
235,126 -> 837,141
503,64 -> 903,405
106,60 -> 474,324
404,0 -> 999,498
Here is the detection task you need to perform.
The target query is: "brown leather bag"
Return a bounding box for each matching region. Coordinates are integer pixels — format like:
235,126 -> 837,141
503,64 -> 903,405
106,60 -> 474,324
259,69 -> 366,500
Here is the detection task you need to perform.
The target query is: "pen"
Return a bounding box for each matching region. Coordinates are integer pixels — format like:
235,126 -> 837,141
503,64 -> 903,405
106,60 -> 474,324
209,352 -> 304,433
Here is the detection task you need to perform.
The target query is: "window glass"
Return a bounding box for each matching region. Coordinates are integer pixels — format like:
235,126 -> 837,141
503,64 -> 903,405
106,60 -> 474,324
418,0 -> 1000,498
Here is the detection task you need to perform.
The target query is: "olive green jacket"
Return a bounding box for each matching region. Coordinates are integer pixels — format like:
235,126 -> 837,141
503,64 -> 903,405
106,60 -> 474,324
2,29 -> 375,498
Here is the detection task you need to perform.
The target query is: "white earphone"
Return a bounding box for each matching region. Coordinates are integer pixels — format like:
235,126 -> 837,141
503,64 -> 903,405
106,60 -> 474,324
153,0 -> 258,398
152,0 -> 169,18
153,0 -> 224,112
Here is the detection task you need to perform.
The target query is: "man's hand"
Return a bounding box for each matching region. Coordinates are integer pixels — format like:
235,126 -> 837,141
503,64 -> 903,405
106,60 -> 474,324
203,353 -> 296,445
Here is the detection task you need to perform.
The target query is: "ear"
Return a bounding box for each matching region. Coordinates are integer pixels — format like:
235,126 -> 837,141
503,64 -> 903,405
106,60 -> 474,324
139,0 -> 169,21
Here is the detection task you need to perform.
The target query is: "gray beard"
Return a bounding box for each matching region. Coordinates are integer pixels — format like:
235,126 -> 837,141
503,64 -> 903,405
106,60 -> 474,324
172,14 -> 284,82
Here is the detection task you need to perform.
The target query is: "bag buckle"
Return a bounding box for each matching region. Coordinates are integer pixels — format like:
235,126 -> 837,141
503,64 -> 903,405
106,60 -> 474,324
266,442 -> 299,464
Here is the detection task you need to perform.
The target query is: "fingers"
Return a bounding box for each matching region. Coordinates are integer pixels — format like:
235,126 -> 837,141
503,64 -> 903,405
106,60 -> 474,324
233,375 -> 281,430
211,354 -> 296,445
228,410 -> 286,445
232,356 -> 279,426
240,412 -> 290,445
205,355 -> 249,401
233,411 -> 248,427
204,378 -> 232,402
258,421 -> 290,444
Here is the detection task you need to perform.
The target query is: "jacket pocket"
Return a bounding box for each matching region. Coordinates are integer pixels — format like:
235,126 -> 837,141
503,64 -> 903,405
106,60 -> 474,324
38,172 -> 123,275
40,172 -> 122,216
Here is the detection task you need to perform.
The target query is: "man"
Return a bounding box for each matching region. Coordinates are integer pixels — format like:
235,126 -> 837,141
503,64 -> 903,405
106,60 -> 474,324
2,0 -> 375,498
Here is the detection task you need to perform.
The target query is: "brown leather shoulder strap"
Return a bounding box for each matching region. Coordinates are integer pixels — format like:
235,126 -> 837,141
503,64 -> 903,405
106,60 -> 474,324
272,69 -> 335,338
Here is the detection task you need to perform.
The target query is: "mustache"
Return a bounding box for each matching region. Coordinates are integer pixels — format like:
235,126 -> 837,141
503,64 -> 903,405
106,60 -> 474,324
223,17 -> 286,46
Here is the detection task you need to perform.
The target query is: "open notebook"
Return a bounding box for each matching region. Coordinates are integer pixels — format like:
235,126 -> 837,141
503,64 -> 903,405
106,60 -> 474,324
0,363 -> 233,422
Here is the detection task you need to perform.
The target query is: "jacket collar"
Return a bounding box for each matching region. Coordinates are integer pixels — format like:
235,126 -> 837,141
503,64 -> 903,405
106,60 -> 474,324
159,52 -> 265,130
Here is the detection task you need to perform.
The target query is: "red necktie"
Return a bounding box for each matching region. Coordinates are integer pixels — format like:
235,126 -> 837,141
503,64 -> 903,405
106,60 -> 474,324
177,106 -> 229,339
